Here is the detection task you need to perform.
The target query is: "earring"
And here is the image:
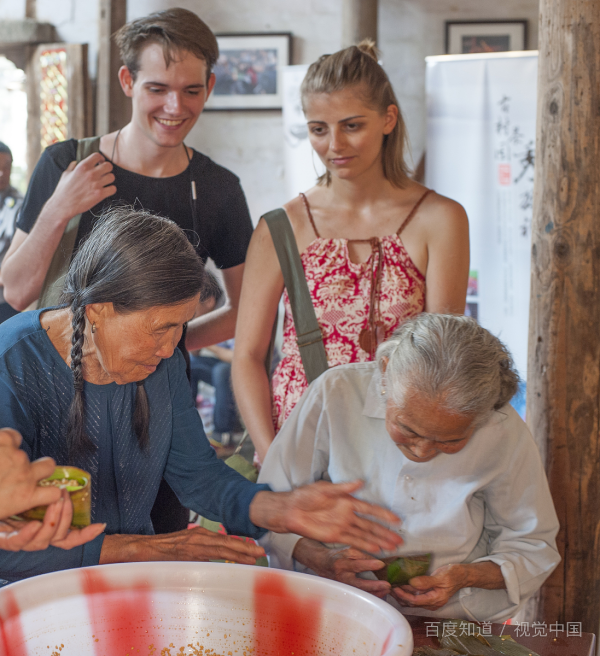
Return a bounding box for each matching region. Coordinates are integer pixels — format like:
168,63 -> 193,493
91,322 -> 96,334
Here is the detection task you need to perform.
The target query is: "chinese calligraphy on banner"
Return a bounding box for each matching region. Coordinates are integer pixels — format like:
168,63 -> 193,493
426,51 -> 538,413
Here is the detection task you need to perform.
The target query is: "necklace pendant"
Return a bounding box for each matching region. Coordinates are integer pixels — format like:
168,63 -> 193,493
359,322 -> 385,355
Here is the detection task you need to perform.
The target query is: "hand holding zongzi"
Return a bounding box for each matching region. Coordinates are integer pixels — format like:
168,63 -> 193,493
292,538 -> 392,599
392,561 -> 505,611
0,489 -> 106,552
0,428 -> 61,519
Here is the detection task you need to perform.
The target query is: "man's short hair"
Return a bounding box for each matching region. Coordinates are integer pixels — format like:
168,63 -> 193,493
114,8 -> 219,82
0,142 -> 12,160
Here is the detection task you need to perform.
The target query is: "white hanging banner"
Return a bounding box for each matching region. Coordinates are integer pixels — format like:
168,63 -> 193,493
425,51 -> 538,395
282,65 -> 326,199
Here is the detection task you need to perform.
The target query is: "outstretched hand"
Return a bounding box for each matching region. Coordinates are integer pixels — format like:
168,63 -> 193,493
250,480 -> 403,554
0,489 -> 106,552
100,526 -> 266,566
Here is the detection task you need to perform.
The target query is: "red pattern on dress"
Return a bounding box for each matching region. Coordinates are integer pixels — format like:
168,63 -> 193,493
271,233 -> 426,432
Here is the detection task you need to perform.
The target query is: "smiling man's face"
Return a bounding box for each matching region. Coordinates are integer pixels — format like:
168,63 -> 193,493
122,43 -> 215,151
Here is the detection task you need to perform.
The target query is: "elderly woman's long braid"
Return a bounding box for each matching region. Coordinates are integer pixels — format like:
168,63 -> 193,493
134,381 -> 150,450
66,303 -> 95,457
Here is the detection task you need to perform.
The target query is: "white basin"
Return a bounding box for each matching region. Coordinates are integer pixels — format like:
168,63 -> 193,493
0,562 -> 412,656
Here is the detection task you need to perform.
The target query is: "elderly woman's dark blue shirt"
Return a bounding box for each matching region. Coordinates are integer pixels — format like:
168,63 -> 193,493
0,310 -> 267,583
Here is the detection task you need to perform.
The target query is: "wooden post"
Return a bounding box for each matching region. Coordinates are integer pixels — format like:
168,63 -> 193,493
25,0 -> 36,19
341,0 -> 378,48
96,0 -> 129,135
527,0 -> 600,632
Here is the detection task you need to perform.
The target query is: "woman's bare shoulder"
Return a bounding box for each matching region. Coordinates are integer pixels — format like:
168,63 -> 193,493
282,195 -> 306,227
281,188 -> 324,249
417,189 -> 469,234
423,189 -> 467,216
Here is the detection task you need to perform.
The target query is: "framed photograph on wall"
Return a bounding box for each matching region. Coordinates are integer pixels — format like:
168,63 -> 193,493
445,21 -> 527,55
204,33 -> 292,110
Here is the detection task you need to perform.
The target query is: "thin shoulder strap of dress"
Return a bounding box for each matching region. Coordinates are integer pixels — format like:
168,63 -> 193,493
299,192 -> 321,238
397,188 -> 434,236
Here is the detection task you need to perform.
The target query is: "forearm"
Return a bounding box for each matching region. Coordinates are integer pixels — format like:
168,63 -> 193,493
186,304 -> 236,351
292,537 -> 329,573
99,534 -> 148,564
249,490 -> 290,533
3,206 -> 71,309
208,345 -> 234,362
461,561 -> 505,590
232,353 -> 275,460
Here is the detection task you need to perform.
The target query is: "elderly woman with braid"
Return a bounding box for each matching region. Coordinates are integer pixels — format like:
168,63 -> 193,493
258,314 -> 560,622
0,207 -> 403,583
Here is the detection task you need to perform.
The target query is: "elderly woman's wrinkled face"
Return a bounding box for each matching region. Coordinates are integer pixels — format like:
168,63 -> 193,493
385,392 -> 476,463
86,297 -> 199,385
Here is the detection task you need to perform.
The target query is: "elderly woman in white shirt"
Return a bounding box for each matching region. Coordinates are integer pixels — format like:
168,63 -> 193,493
258,313 -> 560,623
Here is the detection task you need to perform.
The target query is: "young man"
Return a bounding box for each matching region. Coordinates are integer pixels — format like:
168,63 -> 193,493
1,8 -> 251,352
1,9 -> 254,533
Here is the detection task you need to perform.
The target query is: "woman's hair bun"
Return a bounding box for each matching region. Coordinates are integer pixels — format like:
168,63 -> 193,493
357,38 -> 379,62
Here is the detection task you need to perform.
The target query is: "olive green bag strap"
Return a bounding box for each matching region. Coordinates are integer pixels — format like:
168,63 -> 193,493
263,208 -> 328,384
37,136 -> 102,309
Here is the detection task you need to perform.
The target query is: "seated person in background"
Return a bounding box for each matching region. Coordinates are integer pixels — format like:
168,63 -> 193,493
0,142 -> 22,323
0,428 -> 105,552
0,207 -> 402,583
190,272 -> 242,442
258,313 -> 560,622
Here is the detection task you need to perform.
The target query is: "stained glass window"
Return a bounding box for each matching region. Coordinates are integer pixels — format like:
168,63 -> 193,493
40,48 -> 68,150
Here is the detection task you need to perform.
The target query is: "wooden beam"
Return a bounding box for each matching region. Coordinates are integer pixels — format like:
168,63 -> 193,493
527,0 -> 600,631
96,0 -> 129,135
342,0 -> 378,48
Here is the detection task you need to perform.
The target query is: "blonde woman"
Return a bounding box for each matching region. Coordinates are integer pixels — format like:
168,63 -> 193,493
233,42 -> 469,464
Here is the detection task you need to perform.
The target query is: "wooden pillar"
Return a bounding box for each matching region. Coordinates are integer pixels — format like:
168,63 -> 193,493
341,0 -> 378,48
96,0 -> 129,135
527,0 -> 600,632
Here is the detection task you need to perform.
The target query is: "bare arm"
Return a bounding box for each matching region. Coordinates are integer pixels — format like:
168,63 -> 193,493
423,197 -> 470,314
231,219 -> 284,462
185,263 -> 244,350
205,344 -> 234,363
1,153 -> 115,310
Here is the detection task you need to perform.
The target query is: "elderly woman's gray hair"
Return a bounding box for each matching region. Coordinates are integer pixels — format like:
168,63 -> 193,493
376,314 -> 520,424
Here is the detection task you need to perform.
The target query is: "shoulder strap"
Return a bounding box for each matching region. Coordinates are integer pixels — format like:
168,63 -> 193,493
37,136 -> 102,308
263,208 -> 328,384
397,188 -> 433,236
